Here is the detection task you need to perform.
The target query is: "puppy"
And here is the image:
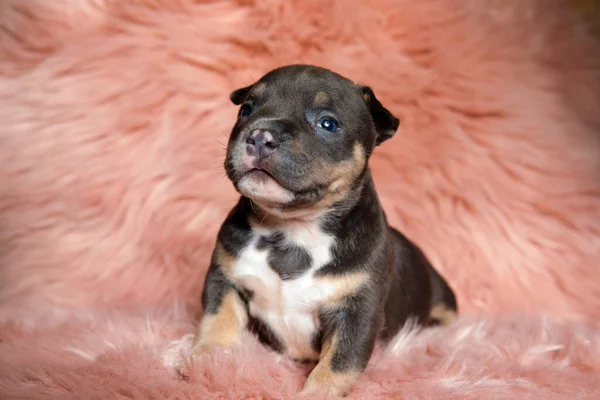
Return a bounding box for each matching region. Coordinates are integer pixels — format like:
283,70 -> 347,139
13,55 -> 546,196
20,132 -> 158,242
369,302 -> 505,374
189,65 -> 457,397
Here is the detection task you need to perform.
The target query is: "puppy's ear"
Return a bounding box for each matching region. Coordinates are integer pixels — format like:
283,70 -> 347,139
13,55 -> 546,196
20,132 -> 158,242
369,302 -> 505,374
230,85 -> 253,105
360,86 -> 400,146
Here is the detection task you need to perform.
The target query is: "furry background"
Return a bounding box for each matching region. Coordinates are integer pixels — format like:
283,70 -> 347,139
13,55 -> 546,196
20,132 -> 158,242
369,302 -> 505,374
0,0 -> 599,398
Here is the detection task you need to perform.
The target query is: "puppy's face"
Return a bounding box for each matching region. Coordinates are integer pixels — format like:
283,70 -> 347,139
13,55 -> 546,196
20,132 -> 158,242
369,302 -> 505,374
225,65 -> 399,216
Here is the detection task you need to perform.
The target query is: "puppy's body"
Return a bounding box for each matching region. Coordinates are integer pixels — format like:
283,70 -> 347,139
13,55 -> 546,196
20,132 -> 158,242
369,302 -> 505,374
220,199 -> 337,361
191,65 -> 457,396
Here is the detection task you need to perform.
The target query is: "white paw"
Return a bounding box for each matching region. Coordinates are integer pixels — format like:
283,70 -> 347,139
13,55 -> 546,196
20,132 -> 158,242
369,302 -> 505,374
161,333 -> 194,376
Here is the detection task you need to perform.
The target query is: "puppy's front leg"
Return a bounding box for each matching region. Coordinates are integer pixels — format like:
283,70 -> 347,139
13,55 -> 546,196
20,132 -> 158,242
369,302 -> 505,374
192,260 -> 248,354
301,303 -> 380,397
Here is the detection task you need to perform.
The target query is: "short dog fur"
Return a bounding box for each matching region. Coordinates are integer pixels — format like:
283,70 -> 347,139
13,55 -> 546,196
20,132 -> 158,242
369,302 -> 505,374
189,65 -> 457,397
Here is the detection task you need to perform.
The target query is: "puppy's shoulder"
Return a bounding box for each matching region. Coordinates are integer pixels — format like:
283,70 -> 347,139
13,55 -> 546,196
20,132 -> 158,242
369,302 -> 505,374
216,198 -> 255,257
387,227 -> 429,265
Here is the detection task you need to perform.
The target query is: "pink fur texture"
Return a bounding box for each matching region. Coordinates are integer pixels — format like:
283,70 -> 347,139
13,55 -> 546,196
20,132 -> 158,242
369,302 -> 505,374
0,307 -> 599,399
0,0 -> 599,398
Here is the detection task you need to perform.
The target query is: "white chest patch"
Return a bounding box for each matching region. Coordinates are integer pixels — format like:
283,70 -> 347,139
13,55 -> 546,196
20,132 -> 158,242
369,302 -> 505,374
229,220 -> 336,360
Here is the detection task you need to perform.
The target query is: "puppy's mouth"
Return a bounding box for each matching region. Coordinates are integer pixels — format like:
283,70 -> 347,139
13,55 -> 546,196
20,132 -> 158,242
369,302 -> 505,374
235,165 -> 297,207
245,167 -> 280,185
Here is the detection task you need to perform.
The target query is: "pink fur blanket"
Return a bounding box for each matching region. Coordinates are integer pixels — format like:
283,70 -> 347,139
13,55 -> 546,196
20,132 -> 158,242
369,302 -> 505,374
0,0 -> 599,398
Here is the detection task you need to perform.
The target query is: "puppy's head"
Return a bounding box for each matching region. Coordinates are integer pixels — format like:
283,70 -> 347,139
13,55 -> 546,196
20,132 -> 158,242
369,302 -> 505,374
225,65 -> 399,217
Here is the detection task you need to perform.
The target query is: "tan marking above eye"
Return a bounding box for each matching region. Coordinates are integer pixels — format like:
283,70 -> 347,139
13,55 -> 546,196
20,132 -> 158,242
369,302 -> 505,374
252,82 -> 267,96
313,91 -> 330,106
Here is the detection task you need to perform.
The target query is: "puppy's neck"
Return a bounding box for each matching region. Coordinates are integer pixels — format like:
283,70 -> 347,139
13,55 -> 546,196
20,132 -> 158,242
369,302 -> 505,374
244,169 -> 379,227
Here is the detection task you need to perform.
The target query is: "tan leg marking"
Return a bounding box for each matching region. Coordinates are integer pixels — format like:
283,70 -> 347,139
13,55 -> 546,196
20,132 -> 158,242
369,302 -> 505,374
301,333 -> 360,397
429,304 -> 457,327
213,242 -> 236,275
315,271 -> 370,306
301,270 -> 370,395
192,291 -> 248,354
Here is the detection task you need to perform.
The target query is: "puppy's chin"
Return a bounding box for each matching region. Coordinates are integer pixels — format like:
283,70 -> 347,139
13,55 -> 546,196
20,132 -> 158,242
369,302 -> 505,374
236,170 -> 296,207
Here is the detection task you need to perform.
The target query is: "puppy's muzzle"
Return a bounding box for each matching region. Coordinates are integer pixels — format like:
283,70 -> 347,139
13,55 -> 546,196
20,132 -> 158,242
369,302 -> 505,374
246,129 -> 280,159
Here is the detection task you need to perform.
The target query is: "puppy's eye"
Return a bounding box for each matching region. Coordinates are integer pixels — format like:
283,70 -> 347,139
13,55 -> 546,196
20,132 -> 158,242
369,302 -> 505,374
317,117 -> 338,132
239,104 -> 252,118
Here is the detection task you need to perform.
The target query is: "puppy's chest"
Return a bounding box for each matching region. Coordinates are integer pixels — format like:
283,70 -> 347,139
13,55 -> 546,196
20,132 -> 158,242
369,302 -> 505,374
229,222 -> 336,359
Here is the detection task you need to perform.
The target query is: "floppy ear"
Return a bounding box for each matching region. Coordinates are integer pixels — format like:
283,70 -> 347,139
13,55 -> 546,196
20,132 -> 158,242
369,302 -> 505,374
230,84 -> 253,105
360,86 -> 400,146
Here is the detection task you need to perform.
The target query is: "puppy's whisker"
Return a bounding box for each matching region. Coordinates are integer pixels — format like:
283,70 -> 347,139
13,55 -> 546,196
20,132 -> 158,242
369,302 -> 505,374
212,137 -> 226,148
259,210 -> 268,225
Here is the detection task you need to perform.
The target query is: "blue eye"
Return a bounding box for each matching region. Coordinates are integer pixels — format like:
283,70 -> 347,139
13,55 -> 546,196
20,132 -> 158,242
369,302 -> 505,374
317,118 -> 338,132
239,104 -> 252,118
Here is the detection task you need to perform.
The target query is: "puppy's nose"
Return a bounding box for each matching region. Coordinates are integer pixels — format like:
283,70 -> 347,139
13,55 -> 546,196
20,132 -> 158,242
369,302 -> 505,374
246,129 -> 279,159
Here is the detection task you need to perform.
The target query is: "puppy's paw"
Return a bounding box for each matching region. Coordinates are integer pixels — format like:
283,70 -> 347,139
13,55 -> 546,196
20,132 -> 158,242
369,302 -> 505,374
299,365 -> 359,398
299,377 -> 347,398
175,340 -> 242,379
299,385 -> 346,398
161,334 -> 195,378
174,355 -> 192,379
174,343 -> 213,379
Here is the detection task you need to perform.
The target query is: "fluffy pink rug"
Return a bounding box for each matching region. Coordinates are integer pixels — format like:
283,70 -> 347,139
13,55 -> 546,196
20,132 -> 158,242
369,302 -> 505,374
0,307 -> 599,399
0,0 -> 599,398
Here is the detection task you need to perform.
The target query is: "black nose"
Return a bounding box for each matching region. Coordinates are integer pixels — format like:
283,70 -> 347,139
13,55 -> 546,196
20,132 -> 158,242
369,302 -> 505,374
246,129 -> 280,158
